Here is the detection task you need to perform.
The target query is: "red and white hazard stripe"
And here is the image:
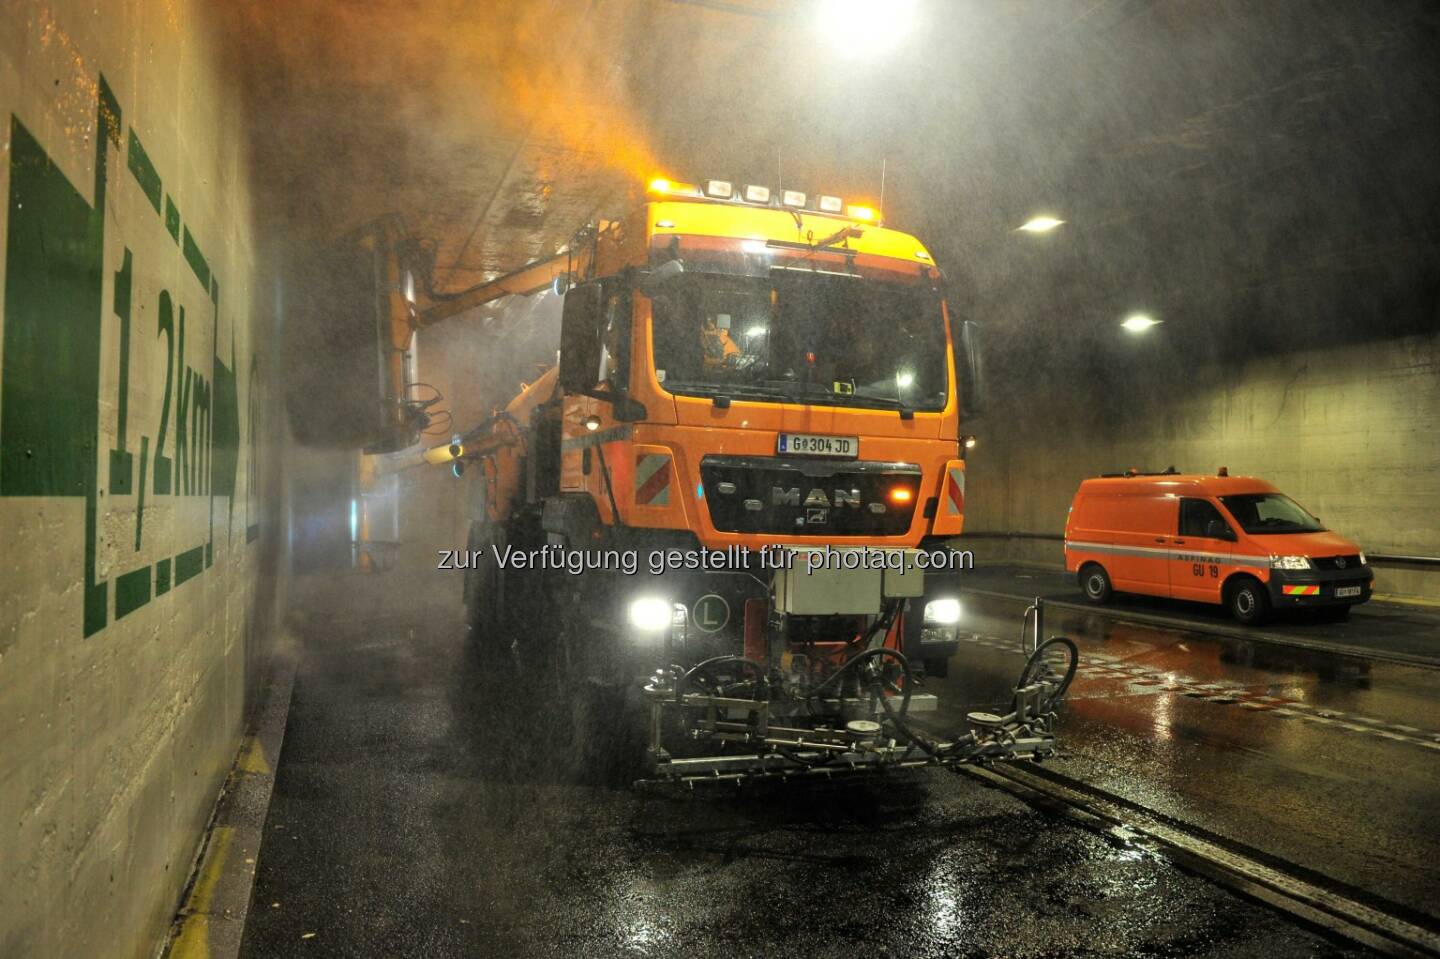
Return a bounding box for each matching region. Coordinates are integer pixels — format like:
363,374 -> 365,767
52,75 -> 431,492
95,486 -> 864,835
634,453 -> 672,506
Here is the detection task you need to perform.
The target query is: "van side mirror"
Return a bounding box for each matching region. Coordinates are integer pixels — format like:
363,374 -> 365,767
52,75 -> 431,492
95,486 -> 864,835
559,282 -> 605,394
956,319 -> 985,416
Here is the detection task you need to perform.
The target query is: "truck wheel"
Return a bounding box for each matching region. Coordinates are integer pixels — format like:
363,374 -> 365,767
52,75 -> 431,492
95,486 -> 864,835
1225,577 -> 1269,626
1079,563 -> 1112,604
465,525 -> 507,653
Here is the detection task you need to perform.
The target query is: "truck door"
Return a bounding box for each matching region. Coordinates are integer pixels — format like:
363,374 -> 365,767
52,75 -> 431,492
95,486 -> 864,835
1169,497 -> 1235,602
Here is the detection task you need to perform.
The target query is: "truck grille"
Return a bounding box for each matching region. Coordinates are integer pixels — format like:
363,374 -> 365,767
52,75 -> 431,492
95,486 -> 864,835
1313,554 -> 1362,571
700,455 -> 919,536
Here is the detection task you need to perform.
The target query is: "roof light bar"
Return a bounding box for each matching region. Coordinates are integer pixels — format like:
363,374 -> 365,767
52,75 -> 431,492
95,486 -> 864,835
818,195 -> 843,213
743,184 -> 771,204
705,179 -> 734,199
782,190 -> 807,208
648,178 -> 702,197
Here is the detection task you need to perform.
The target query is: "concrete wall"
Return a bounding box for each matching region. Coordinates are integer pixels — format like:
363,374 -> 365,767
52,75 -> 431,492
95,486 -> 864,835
0,1 -> 280,956
964,331 -> 1440,601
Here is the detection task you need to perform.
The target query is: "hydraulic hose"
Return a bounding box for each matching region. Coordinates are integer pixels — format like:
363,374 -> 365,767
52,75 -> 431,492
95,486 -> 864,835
678,655 -> 769,701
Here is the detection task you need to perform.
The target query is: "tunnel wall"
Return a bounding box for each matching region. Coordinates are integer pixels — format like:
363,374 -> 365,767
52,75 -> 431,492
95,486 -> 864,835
0,2 -> 281,957
964,332 -> 1440,602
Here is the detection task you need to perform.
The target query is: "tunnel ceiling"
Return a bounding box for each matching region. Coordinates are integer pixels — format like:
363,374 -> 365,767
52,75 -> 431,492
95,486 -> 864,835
228,0 -> 1440,345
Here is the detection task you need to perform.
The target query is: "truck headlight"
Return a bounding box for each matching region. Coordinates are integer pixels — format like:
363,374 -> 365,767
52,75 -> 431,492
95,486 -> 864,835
923,598 -> 962,625
628,597 -> 672,632
1270,555 -> 1312,571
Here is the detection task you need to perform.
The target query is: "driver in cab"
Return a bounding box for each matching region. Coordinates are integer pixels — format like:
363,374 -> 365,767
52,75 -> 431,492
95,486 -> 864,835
701,312 -> 741,369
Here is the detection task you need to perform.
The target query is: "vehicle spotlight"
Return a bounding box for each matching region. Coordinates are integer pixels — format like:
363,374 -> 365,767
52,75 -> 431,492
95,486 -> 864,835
1017,216 -> 1065,233
963,436 -> 977,450
1121,313 -> 1162,333
924,598 -> 962,625
584,415 -> 602,432
628,597 -> 672,632
820,0 -> 919,57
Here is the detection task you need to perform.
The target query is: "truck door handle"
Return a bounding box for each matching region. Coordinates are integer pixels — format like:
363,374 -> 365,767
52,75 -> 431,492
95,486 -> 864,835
1154,537 -> 1167,543
1173,538 -> 1186,544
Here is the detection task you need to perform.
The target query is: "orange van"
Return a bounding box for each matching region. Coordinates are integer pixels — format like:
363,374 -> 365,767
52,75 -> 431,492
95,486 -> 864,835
1063,469 -> 1373,624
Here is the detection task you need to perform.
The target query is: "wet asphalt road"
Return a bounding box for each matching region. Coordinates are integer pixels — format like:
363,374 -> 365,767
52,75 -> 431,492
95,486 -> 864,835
237,571 -> 1437,957
961,564 -> 1440,665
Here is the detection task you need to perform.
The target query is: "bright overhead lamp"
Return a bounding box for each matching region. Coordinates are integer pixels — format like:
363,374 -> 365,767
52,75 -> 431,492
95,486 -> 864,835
782,190 -> 807,208
1017,216 -> 1065,233
818,194 -> 844,213
705,179 -> 734,199
820,0 -> 920,57
743,184 -> 771,204
1121,313 -> 1162,333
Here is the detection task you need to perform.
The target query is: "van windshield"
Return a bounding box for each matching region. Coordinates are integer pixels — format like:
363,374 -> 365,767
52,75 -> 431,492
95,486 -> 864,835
1219,493 -> 1325,534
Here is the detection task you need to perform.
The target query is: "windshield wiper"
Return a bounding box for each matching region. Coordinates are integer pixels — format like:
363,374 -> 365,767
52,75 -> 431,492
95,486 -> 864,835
668,382 -> 794,405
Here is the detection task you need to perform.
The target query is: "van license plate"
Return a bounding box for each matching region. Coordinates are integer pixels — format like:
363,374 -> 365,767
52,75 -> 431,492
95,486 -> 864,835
778,433 -> 858,458
1335,585 -> 1362,598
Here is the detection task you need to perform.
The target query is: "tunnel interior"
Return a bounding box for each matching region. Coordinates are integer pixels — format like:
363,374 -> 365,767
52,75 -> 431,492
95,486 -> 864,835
1,2 -> 1438,958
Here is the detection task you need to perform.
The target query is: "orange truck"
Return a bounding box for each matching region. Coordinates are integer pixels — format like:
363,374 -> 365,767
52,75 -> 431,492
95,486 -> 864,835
1064,469 -> 1373,624
311,177 -> 1078,783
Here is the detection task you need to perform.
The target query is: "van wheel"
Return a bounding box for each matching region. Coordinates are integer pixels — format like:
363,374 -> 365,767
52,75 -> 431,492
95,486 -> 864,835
1225,577 -> 1269,626
1079,564 -> 1112,604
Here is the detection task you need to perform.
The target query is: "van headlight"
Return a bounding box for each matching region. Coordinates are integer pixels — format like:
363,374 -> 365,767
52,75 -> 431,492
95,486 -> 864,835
1270,555 -> 1312,571
628,597 -> 672,632
923,598 -> 962,625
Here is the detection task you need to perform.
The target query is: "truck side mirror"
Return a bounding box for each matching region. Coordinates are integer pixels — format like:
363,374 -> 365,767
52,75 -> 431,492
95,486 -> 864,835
956,319 -> 985,416
638,258 -> 684,298
559,282 -> 604,394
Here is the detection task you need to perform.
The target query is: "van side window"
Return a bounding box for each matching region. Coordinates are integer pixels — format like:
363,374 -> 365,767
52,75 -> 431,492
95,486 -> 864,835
1179,498 -> 1231,539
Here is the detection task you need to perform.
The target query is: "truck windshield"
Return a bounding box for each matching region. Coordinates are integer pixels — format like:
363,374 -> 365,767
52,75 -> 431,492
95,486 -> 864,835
649,271 -> 949,411
1219,493 -> 1325,534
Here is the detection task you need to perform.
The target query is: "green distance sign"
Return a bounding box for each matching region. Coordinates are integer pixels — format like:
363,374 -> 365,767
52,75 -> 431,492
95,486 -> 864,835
1,75 -> 261,636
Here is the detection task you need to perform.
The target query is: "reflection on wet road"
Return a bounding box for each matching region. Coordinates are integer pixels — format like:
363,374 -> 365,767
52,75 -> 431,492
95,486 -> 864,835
947,594 -> 1440,920
238,573 -> 1434,957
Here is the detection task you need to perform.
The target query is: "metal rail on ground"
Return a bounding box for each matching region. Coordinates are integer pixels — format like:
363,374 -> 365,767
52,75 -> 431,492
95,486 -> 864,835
959,761 -> 1440,958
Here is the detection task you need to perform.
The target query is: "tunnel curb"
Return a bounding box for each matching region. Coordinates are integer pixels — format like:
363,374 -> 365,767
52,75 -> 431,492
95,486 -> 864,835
161,647 -> 298,959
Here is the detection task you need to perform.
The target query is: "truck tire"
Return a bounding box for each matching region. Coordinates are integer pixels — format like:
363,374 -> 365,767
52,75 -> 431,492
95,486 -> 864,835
1225,576 -> 1269,626
465,523 -> 508,653
1079,563 -> 1113,604
923,656 -> 951,679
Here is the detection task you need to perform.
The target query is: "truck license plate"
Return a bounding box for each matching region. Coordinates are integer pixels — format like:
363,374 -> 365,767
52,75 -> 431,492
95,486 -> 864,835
1335,585 -> 1362,598
778,433 -> 858,458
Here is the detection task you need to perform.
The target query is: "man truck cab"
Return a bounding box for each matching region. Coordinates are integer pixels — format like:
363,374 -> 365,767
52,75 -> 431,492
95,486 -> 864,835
1064,469 -> 1373,624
